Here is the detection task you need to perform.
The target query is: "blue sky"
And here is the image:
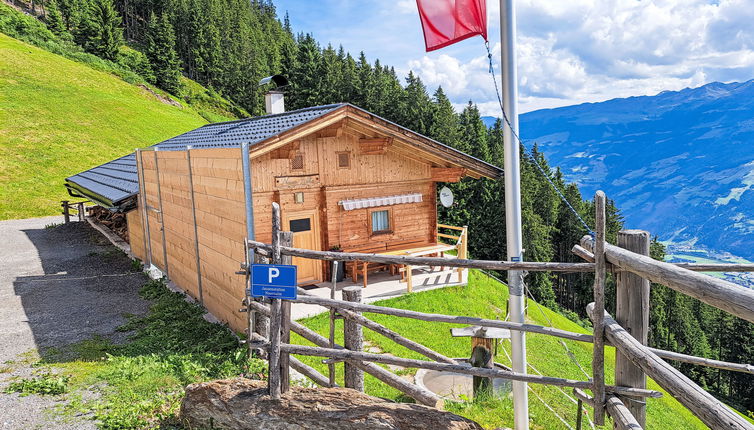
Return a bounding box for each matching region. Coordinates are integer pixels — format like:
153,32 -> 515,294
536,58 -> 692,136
274,0 -> 754,115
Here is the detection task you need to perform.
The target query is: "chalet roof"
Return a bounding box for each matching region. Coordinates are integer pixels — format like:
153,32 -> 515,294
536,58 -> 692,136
65,103 -> 502,209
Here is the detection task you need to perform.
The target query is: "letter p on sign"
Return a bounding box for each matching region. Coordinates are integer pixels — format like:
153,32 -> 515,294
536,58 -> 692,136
268,267 -> 280,283
250,264 -> 297,300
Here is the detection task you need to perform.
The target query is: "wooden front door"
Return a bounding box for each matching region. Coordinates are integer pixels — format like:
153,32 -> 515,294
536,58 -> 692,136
283,209 -> 322,285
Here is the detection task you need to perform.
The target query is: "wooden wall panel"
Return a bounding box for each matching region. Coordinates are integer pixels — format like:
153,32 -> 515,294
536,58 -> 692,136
324,181 -> 435,251
317,132 -> 432,187
126,208 -> 145,261
251,138 -> 320,192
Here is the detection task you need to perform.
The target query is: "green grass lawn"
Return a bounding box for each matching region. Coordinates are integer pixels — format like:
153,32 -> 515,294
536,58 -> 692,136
5,279 -> 266,429
0,33 -> 209,220
294,270 -> 708,429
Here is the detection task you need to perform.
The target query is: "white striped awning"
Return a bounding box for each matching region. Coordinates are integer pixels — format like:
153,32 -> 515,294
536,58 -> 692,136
339,193 -> 423,211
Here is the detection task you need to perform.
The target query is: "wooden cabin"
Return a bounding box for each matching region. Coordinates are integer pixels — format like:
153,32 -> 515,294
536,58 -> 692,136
65,103 -> 502,330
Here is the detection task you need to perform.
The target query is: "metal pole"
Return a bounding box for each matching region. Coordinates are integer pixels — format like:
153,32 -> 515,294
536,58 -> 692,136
186,147 -> 203,304
136,149 -> 153,268
241,143 -> 257,341
500,0 -> 529,428
153,148 -> 169,279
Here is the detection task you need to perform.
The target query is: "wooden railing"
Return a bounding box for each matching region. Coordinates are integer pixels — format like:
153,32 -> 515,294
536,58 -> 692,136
242,197 -> 754,430
437,223 -> 468,283
61,199 -> 89,223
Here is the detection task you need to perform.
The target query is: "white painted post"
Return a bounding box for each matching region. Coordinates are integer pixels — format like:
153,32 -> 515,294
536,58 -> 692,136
500,0 -> 529,428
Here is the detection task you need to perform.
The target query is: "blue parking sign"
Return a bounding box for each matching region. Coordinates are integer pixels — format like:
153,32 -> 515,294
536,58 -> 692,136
250,264 -> 298,300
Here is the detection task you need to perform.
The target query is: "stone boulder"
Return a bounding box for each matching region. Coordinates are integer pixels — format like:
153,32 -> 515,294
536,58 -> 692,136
180,378 -> 483,430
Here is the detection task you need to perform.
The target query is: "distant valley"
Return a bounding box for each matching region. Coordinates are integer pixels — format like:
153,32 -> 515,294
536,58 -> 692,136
485,80 -> 754,285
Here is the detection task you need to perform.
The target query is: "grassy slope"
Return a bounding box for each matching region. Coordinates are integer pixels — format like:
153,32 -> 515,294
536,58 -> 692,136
0,33 -> 209,220
295,271 -> 707,429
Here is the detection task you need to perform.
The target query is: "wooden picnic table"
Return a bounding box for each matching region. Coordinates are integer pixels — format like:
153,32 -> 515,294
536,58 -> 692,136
350,242 -> 458,289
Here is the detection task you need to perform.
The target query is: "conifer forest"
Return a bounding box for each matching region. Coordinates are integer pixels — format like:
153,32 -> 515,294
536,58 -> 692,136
22,0 -> 754,414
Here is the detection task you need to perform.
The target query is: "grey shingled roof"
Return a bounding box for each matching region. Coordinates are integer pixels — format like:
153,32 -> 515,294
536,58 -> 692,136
65,104 -> 344,208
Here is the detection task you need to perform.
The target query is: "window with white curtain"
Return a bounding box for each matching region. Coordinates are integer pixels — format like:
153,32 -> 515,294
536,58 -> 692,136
371,209 -> 390,233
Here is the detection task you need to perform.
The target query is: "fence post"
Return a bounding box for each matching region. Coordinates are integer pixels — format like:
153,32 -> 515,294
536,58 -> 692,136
328,261 -> 339,387
592,191 -> 607,425
62,200 -> 70,223
279,230 -> 293,394
342,286 -> 364,391
615,229 -> 650,427
268,203 -> 283,399
77,202 -> 85,221
457,225 -> 468,283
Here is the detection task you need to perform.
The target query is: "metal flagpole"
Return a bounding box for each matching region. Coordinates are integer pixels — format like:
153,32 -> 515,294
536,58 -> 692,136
500,0 -> 529,428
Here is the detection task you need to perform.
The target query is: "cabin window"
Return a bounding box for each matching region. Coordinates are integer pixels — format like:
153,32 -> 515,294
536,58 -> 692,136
337,151 -> 350,168
291,153 -> 304,170
289,218 -> 311,232
370,209 -> 391,234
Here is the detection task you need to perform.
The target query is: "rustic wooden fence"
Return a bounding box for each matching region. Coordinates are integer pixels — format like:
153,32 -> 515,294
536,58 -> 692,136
242,193 -> 754,430
61,199 -> 89,223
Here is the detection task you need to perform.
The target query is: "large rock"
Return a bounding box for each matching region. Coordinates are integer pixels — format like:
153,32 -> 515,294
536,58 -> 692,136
180,378 -> 483,430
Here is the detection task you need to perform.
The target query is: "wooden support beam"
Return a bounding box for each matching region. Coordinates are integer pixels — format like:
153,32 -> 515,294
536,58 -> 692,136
574,242 -> 754,272
470,336 -> 494,399
62,200 -> 70,223
581,235 -> 754,323
269,141 -> 300,159
268,202 -> 283,399
315,125 -> 343,138
248,240 -> 596,272
605,395 -> 643,430
592,191 -> 607,425
588,303 -> 754,430
246,300 -> 442,407
250,332 -> 334,388
279,343 -> 659,398
571,244 -> 595,263
279,231 -> 293,394
572,388 -> 595,407
294,294 -> 599,343
281,343 -> 595,389
650,348 -> 754,374
319,293 -> 455,364
359,137 -> 392,155
343,287 -> 364,391
431,167 -> 466,183
615,230 -> 650,427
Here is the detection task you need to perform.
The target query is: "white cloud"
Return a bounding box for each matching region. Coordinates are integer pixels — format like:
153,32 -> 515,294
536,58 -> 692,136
395,0 -> 415,15
405,0 -> 754,116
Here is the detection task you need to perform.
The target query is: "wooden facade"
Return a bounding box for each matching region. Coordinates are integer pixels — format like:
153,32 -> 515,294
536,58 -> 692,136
127,107 -> 499,330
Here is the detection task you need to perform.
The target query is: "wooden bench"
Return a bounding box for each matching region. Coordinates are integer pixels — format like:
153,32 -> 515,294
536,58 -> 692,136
383,242 -> 458,284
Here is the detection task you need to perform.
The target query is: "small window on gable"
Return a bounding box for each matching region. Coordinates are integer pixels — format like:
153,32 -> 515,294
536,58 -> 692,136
337,151 -> 350,168
291,153 -> 304,170
371,209 -> 390,234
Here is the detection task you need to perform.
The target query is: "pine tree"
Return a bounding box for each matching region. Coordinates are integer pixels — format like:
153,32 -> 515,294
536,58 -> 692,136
57,0 -> 83,31
76,0 -> 123,60
354,52 -> 374,109
288,34 -> 321,109
145,12 -> 182,94
401,71 -> 432,135
45,0 -> 68,36
429,87 -> 460,146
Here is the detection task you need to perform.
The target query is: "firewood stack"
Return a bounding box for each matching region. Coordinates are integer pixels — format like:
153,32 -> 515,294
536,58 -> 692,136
87,206 -> 129,243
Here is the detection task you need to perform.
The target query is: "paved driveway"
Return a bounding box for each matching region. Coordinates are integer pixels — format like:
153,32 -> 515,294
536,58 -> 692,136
0,216 -> 150,429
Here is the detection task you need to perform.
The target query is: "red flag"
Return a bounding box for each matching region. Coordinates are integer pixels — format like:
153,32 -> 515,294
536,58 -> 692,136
416,0 -> 487,52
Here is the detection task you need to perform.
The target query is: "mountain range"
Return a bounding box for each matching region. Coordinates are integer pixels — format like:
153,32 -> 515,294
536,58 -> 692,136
485,80 -> 754,261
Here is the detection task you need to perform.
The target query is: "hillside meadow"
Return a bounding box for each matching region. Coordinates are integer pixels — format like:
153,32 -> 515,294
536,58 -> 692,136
0,33 -> 208,220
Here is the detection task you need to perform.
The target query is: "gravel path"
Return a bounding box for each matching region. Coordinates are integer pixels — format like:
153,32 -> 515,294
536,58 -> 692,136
0,216 -> 151,429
